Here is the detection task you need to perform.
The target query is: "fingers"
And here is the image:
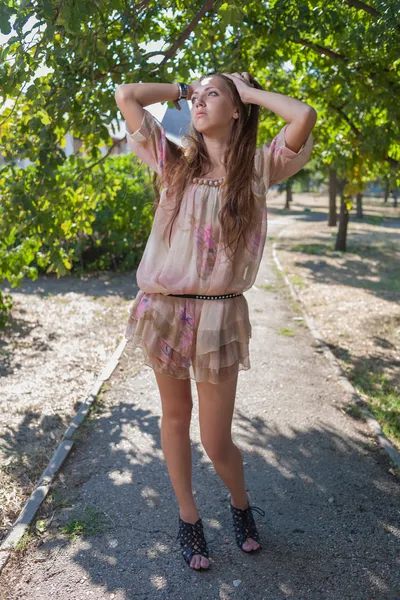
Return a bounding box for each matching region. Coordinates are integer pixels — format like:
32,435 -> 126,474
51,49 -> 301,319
223,71 -> 250,78
230,72 -> 251,82
222,71 -> 254,88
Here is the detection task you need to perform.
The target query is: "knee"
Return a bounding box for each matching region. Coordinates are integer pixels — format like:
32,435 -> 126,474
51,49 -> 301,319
201,435 -> 233,463
162,410 -> 192,430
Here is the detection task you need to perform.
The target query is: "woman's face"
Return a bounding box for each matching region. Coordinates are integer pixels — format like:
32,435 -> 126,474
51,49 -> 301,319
190,76 -> 237,133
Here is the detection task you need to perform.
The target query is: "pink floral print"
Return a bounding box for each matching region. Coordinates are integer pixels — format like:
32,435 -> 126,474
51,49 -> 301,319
124,109 -> 314,383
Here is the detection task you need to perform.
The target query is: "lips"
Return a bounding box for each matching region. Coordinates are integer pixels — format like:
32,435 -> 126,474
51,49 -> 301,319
196,112 -> 207,117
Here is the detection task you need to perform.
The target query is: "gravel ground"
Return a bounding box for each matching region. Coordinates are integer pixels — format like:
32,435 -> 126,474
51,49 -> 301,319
0,272 -> 141,538
0,213 -> 398,600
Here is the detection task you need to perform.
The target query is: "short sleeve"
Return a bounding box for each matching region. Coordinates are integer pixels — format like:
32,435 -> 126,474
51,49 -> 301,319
256,123 -> 314,189
126,109 -> 177,183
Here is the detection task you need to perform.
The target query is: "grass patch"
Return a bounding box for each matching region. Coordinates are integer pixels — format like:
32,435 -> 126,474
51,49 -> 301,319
278,327 -> 295,337
343,403 -> 364,419
290,274 -> 305,288
292,243 -> 327,255
349,367 -> 400,445
259,282 -> 278,292
271,262 -> 285,282
365,215 -> 384,226
47,488 -> 74,509
58,505 -> 110,540
70,416 -> 96,442
14,528 -> 35,553
368,277 -> 400,293
289,299 -> 302,315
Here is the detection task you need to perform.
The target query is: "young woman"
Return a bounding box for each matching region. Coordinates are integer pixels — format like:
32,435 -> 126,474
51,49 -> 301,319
115,72 -> 316,571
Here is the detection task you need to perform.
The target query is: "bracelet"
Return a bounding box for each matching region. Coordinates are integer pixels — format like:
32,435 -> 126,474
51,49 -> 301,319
176,82 -> 189,101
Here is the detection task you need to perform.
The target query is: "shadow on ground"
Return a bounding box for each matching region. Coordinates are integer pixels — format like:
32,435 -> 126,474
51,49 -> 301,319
2,367 -> 399,599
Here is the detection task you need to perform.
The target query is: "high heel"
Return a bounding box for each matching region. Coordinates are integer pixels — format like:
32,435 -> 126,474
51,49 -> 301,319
228,493 -> 265,553
176,516 -> 210,569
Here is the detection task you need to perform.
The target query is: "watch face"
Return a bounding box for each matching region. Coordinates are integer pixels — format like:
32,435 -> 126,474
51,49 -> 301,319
180,83 -> 188,98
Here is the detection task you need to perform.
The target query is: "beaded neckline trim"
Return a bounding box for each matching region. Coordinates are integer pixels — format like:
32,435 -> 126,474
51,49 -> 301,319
192,176 -> 226,186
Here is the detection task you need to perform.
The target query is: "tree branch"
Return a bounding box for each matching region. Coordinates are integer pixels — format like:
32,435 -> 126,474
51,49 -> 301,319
345,0 -> 400,32
329,103 -> 360,136
294,38 -> 347,62
144,50 -> 166,59
74,139 -> 121,180
150,0 -> 218,71
292,37 -> 398,91
345,0 -> 380,18
329,103 -> 398,168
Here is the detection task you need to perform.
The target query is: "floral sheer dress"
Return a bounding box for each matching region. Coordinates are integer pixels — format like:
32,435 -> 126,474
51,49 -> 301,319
124,109 -> 313,383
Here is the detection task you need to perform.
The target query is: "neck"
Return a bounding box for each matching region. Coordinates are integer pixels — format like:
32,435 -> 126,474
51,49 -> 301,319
202,133 -> 230,170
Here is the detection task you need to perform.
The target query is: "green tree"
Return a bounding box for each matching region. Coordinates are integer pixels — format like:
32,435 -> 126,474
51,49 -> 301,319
1,0 -> 399,319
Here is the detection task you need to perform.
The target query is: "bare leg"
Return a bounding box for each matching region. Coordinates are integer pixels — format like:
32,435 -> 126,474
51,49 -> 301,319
196,372 -> 260,551
153,369 -> 210,569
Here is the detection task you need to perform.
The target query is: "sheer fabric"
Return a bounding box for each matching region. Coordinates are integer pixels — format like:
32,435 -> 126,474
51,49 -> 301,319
124,109 -> 313,382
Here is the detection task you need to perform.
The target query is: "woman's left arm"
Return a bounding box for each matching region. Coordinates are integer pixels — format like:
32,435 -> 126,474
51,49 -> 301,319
243,88 -> 317,153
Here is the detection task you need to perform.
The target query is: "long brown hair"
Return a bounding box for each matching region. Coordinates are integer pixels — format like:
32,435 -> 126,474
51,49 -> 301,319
152,71 -> 264,261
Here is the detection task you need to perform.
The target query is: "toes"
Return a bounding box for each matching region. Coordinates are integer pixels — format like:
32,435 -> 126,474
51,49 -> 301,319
191,555 -> 200,569
249,538 -> 260,550
242,540 -> 252,551
190,554 -> 209,569
242,538 -> 261,551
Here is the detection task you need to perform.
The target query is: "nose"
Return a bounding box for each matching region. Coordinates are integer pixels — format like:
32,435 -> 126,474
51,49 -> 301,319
194,97 -> 205,108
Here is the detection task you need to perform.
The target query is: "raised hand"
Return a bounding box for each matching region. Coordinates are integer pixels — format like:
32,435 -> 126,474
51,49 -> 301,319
222,72 -> 254,104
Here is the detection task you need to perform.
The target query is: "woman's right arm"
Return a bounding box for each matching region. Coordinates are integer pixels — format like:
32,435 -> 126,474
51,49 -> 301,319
114,83 -> 181,134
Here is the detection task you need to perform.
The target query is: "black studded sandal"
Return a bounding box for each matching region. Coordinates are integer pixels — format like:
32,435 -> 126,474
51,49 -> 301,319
176,517 -> 210,569
229,494 -> 266,553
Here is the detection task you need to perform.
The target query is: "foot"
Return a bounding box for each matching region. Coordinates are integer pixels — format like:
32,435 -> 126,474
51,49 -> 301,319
190,551 -> 210,570
230,495 -> 262,552
179,512 -> 210,570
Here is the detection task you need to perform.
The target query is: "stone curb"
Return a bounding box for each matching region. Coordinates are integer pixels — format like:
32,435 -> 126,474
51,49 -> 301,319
0,337 -> 128,573
272,234 -> 400,472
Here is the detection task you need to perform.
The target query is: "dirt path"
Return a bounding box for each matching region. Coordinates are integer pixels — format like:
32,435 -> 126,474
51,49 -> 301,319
268,193 -> 400,449
0,214 -> 398,600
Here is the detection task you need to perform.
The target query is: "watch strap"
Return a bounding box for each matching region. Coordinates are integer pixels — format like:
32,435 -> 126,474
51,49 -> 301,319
176,82 -> 189,100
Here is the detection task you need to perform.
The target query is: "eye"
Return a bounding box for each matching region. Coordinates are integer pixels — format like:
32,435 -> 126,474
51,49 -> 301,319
191,91 -> 218,103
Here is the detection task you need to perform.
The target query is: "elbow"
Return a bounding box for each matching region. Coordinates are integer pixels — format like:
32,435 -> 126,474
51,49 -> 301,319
304,105 -> 317,128
114,83 -> 138,101
114,85 -> 125,103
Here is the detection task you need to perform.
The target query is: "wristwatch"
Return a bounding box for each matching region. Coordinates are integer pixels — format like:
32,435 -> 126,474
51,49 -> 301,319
173,82 -> 189,110
176,82 -> 189,101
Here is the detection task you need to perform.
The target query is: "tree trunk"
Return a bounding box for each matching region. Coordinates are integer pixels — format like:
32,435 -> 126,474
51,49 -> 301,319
392,186 -> 398,208
284,181 -> 292,209
384,179 -> 389,203
328,166 -> 337,226
356,192 -> 363,218
335,192 -> 349,252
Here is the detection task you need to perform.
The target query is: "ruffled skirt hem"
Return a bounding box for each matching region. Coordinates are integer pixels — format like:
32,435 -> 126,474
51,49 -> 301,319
124,335 -> 251,383
124,291 -> 252,384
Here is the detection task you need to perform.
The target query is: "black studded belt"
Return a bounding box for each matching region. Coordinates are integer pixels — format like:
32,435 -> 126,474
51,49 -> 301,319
166,293 -> 243,300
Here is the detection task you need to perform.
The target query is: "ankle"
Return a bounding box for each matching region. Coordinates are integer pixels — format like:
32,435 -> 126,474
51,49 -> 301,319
230,492 -> 249,511
179,508 -> 200,525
